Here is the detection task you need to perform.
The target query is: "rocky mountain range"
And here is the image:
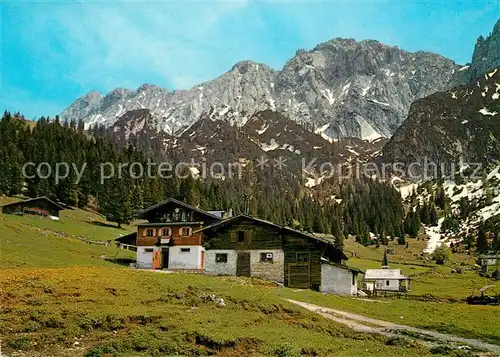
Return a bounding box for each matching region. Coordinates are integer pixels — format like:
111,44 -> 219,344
98,108 -> 386,185
61,39 -> 459,141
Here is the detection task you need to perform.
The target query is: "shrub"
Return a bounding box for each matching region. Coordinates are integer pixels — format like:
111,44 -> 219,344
432,245 -> 452,265
274,342 -> 299,357
6,336 -> 30,350
84,345 -> 116,357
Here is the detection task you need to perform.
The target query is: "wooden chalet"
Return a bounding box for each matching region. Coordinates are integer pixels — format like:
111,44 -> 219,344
197,214 -> 361,294
133,198 -> 222,270
0,196 -> 64,219
119,199 -> 359,294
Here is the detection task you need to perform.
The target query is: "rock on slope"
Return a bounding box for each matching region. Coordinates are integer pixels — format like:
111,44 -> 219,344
61,39 -> 458,141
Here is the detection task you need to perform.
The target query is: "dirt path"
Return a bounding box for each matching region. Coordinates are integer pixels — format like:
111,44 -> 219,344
285,299 -> 500,355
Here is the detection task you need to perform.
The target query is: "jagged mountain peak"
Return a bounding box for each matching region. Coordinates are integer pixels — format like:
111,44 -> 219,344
230,60 -> 274,74
452,18 -> 500,86
136,83 -> 164,93
61,35 -> 459,141
82,90 -> 103,100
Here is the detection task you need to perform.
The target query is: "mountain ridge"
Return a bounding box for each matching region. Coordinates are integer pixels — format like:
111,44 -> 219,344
61,37 -> 459,141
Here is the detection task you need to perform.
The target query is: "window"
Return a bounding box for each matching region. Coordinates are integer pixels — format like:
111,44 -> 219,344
159,227 -> 172,237
180,227 -> 192,237
145,228 -> 155,237
260,253 -> 273,263
180,248 -> 191,253
386,280 -> 390,286
216,253 -> 228,263
144,248 -> 154,253
296,253 -> 310,262
237,231 -> 245,243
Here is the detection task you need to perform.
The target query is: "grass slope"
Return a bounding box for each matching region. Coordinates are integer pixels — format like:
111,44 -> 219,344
1,205 -> 499,355
0,197 -> 135,242
334,236 -> 500,345
0,215 -> 134,269
0,267 -> 435,357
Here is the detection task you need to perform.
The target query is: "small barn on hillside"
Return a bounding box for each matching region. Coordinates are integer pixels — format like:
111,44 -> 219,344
1,197 -> 64,219
197,214 -> 361,295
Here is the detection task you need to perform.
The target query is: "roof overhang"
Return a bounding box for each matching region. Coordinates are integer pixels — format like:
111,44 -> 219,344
137,222 -> 205,227
136,198 -> 222,221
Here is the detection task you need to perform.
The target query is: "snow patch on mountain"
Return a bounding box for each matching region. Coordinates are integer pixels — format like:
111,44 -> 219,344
479,107 -> 497,116
260,138 -> 280,152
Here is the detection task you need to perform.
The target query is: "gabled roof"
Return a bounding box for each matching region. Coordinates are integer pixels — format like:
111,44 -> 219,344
364,268 -> 408,280
136,198 -> 222,221
1,196 -> 65,211
194,213 -> 282,233
196,214 -> 348,260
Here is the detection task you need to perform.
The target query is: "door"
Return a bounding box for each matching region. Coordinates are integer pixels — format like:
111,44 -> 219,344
152,250 -> 162,269
236,252 -> 251,277
162,248 -> 169,268
288,263 -> 310,288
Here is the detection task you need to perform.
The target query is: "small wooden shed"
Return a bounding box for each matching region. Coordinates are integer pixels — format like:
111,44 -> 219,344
1,197 -> 64,219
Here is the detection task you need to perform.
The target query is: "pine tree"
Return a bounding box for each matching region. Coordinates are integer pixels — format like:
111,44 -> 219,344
476,223 -> 489,253
382,250 -> 389,267
397,232 -> 406,246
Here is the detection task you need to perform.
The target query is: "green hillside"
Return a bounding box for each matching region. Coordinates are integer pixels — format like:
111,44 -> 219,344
1,207 -> 499,356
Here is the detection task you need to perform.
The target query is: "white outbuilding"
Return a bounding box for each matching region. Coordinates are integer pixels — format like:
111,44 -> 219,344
364,267 -> 410,293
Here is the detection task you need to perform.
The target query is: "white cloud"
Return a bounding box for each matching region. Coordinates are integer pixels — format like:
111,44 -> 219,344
35,1 -> 248,91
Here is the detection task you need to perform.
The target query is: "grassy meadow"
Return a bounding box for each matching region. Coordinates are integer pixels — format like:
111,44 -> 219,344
1,201 -> 499,356
0,267 -> 437,357
0,196 -> 136,242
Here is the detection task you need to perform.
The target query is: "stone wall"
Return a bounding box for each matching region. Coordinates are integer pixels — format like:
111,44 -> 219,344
249,250 -> 284,283
136,246 -> 159,269
205,249 -> 284,283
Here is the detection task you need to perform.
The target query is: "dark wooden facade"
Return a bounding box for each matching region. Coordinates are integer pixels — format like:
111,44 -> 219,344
137,198 -> 221,225
203,218 -> 283,250
201,215 -> 347,290
136,223 -> 204,246
1,197 -> 64,218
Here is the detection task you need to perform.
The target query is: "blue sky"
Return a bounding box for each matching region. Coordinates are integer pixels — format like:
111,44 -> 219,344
1,0 -> 499,119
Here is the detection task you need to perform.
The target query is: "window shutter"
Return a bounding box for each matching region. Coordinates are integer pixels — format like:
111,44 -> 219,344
142,228 -> 147,237
230,231 -> 236,242
246,230 -> 253,244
